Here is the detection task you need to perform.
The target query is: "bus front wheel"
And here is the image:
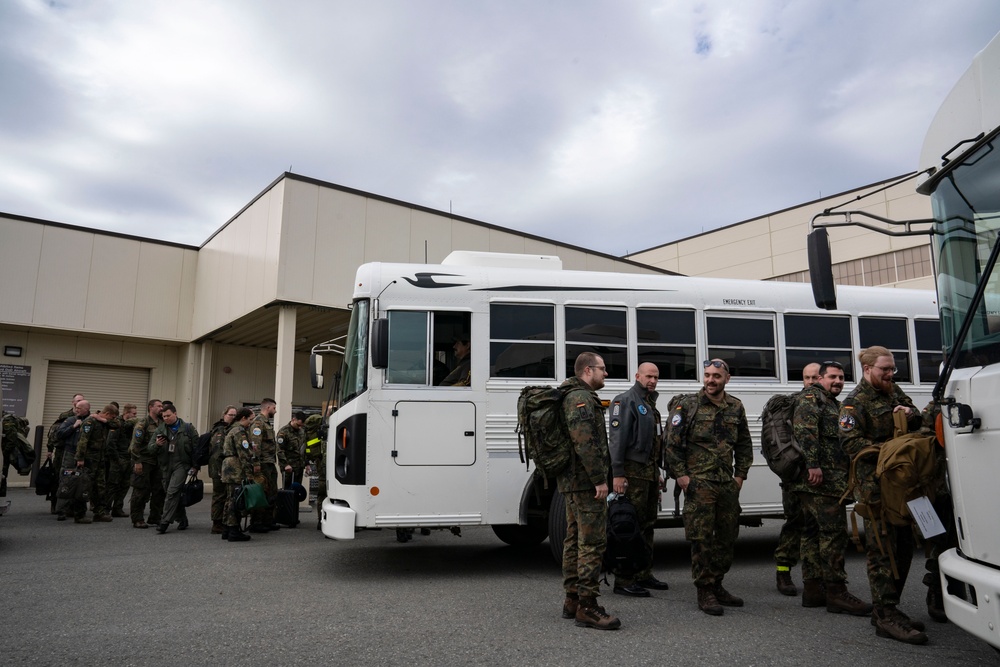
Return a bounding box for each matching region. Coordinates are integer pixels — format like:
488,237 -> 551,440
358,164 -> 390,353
547,491 -> 567,564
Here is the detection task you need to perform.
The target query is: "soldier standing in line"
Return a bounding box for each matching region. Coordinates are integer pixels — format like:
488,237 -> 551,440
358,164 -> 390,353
791,361 -> 872,615
55,400 -> 92,522
149,404 -> 199,534
129,399 -> 164,529
220,407 -> 255,543
774,363 -> 820,596
47,393 -> 84,515
839,345 -> 927,644
248,398 -> 280,533
608,361 -> 669,597
558,352 -> 621,631
277,411 -> 307,486
107,403 -> 137,518
664,358 -> 753,616
72,403 -> 119,523
208,406 -> 238,535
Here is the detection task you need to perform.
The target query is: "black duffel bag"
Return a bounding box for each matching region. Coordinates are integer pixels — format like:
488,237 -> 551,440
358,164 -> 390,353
183,472 -> 204,507
35,459 -> 55,496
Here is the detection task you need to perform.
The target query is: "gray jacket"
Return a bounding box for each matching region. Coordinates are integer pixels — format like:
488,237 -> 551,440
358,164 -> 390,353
608,381 -> 661,477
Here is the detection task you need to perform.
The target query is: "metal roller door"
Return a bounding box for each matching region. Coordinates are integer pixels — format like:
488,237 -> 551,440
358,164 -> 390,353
42,362 -> 151,427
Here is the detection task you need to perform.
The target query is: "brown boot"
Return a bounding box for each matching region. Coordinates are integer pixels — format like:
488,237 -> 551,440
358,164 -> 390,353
714,584 -> 744,607
776,569 -> 798,596
562,593 -> 579,620
825,582 -> 873,616
923,572 -> 948,623
873,606 -> 928,644
697,587 -> 724,615
801,578 -> 826,607
574,597 -> 621,630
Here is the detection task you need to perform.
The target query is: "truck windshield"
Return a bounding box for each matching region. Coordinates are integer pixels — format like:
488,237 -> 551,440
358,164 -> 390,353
931,133 -> 1000,368
339,299 -> 370,405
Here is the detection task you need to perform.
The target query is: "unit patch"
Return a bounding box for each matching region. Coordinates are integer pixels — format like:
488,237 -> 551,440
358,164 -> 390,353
83,425 -> 91,433
242,440 -> 250,449
134,429 -> 143,438
671,413 -> 683,427
637,404 -> 647,415
839,414 -> 856,432
252,427 -> 262,437
611,402 -> 621,417
611,419 -> 620,429
277,437 -> 284,445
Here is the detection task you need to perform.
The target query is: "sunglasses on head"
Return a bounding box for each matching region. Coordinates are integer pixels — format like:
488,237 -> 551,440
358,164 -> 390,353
703,360 -> 729,371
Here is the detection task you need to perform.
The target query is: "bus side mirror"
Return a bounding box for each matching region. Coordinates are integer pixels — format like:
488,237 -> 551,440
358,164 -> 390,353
310,353 -> 324,390
372,318 -> 389,369
807,228 -> 837,310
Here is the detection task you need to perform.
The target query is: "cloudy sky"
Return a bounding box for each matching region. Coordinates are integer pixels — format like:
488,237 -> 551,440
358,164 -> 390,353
2,1 -> 999,257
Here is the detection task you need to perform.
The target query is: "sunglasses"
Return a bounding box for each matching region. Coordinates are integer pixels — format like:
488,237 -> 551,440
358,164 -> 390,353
703,360 -> 729,372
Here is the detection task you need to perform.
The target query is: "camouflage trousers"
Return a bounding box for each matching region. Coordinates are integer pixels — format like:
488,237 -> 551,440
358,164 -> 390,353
159,464 -> 189,527
106,455 -> 131,514
862,514 -> 915,607
210,473 -> 226,524
223,483 -> 242,529
613,475 -> 658,586
774,484 -> 803,568
797,492 -> 848,583
683,477 -> 740,589
130,462 -> 165,524
562,490 -> 608,599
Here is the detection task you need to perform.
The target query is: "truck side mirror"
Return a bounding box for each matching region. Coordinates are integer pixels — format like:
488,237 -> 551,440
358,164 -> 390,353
807,228 -> 837,310
371,318 -> 389,369
310,353 -> 324,389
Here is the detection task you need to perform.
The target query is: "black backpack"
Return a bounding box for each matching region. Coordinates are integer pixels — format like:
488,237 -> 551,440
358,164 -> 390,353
602,494 -> 650,577
759,393 -> 806,483
193,431 -> 212,467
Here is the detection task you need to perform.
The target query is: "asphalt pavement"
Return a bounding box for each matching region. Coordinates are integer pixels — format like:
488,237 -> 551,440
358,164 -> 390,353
0,486 -> 996,666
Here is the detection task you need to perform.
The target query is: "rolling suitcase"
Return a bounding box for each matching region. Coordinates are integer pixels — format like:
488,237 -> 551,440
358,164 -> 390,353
275,472 -> 300,527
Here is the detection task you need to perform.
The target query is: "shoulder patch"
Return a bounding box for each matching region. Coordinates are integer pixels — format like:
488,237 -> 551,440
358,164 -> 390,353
637,404 -> 647,415
671,412 -> 683,427
83,424 -> 91,433
134,428 -> 143,438
277,437 -> 284,444
610,418 -> 620,429
242,440 -> 250,449
611,401 -> 621,417
839,413 -> 856,432
252,427 -> 262,436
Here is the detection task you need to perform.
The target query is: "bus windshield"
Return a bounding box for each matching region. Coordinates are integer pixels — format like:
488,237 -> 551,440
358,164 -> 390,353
339,299 -> 370,405
931,132 -> 1000,368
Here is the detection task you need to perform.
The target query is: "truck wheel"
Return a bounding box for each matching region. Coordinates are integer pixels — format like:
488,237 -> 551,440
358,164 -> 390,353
548,491 -> 567,564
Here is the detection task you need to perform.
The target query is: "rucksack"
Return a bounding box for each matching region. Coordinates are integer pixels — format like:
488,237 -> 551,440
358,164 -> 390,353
516,385 -> 575,486
602,494 -> 650,578
193,431 -> 212,467
842,410 -> 938,577
759,393 -> 806,483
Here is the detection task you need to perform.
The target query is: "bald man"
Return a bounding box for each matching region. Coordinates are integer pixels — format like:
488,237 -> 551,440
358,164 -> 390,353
608,362 -> 670,597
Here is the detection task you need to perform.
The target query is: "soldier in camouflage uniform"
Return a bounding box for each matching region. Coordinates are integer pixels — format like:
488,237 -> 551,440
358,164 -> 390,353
791,361 -> 871,615
72,403 -> 119,523
248,398 -> 280,532
608,362 -> 669,597
208,406 -> 238,534
128,399 -> 164,529
220,407 -> 256,542
663,358 -> 753,616
558,352 -> 620,631
839,346 -> 927,644
277,411 -> 307,486
46,394 -> 84,514
106,403 -> 137,518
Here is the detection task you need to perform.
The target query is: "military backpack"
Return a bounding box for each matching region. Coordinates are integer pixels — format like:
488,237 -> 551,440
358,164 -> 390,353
602,493 -> 650,579
759,392 -> 807,483
515,384 -> 576,486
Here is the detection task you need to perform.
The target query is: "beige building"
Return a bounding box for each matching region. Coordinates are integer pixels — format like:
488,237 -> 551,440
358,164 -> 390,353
0,172 -> 665,440
627,175 -> 935,292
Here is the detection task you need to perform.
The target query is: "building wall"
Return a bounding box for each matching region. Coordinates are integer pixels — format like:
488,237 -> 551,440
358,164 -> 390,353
627,178 -> 935,291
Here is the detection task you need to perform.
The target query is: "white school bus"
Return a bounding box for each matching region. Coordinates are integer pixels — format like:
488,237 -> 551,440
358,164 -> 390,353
315,251 -> 938,560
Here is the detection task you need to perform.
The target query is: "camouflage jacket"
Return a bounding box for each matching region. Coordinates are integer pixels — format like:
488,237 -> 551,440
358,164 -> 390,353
276,422 -> 306,470
207,419 -> 230,479
608,380 -> 661,481
839,378 -> 921,500
220,423 -> 255,484
790,385 -> 845,497
248,414 -> 277,466
663,390 -> 753,482
148,418 -> 199,471
75,415 -> 111,464
129,415 -> 163,465
556,376 -> 610,494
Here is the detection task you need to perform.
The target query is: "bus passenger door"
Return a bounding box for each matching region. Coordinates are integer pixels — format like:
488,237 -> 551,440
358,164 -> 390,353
392,401 -> 477,466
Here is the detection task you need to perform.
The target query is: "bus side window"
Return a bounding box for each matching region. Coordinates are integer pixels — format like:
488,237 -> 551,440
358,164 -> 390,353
915,319 -> 942,383
433,312 -> 472,386
707,314 -> 777,378
637,308 -> 697,380
565,305 -> 628,379
783,314 -> 854,382
490,304 -> 556,379
386,311 -> 430,385
860,317 -> 911,382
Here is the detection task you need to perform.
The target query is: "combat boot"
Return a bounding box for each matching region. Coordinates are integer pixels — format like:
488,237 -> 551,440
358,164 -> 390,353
211,521 -> 225,535
227,529 -> 251,542
221,526 -> 231,540
923,572 -> 948,623
697,587 -> 724,615
94,513 -> 113,522
801,579 -> 826,607
574,597 -> 621,630
714,584 -> 744,607
872,606 -> 927,644
562,593 -> 579,619
74,516 -> 93,524
825,582 -> 873,616
776,569 -> 798,596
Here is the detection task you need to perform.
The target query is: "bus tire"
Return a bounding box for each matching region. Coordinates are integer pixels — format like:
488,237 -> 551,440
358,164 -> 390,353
548,491 -> 567,564
491,523 -> 547,547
